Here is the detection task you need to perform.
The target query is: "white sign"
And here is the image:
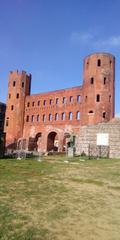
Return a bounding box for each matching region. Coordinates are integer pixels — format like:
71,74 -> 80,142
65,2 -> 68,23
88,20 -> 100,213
97,133 -> 109,146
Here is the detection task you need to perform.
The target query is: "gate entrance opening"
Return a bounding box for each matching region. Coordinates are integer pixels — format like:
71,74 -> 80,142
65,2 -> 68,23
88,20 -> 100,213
35,133 -> 42,151
47,132 -> 58,152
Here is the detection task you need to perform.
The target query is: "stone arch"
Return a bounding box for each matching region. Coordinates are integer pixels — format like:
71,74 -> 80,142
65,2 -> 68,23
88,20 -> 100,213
17,138 -> 27,150
47,131 -> 59,152
35,132 -> 42,152
63,132 -> 71,151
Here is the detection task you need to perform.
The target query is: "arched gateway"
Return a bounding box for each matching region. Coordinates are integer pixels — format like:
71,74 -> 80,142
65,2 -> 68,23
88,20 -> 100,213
47,131 -> 59,152
35,133 -> 42,151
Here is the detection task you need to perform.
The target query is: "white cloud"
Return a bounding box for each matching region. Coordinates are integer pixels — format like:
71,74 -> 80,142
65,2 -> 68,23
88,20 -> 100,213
95,36 -> 120,48
70,31 -> 120,49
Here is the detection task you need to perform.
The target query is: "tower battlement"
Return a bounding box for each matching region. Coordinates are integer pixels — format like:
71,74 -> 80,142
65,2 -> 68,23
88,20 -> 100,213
9,70 -> 31,77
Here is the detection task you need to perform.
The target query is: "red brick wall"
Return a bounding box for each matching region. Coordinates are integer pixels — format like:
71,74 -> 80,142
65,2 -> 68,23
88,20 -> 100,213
4,71 -> 31,147
4,52 -> 115,152
81,53 -> 115,125
23,87 -> 82,151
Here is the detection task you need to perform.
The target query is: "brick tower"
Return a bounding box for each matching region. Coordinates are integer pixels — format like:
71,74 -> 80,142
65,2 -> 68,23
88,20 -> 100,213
81,53 -> 115,125
4,70 -> 31,147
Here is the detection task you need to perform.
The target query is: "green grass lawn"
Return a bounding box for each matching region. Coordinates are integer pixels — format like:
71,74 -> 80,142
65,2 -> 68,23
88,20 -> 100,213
0,156 -> 120,240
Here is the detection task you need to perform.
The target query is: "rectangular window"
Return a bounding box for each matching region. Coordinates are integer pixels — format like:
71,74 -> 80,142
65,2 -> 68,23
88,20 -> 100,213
76,111 -> 80,120
13,81 -> 16,87
11,105 -> 14,111
55,113 -> 59,121
56,98 -> 59,104
27,102 -> 30,107
86,61 -> 89,69
43,114 -> 46,122
6,118 -> 9,127
109,95 -> 111,102
103,112 -> 106,119
77,95 -> 81,103
16,93 -> 19,99
70,96 -> 73,103
85,96 -> 88,102
63,97 -> 66,104
31,115 -> 34,122
50,99 -> 53,105
43,100 -> 46,106
49,114 -> 52,121
38,101 -> 40,106
104,77 -> 106,85
96,94 -> 100,102
97,59 -> 101,67
62,112 -> 65,120
37,115 -> 40,122
90,77 -> 94,84
69,112 -> 72,120
22,82 -> 24,88
26,115 -> 29,122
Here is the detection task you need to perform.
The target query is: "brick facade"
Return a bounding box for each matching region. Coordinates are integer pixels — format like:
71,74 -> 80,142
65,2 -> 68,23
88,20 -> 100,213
4,52 -> 115,153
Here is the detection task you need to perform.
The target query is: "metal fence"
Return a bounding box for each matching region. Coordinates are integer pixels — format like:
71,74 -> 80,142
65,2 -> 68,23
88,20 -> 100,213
88,144 -> 109,159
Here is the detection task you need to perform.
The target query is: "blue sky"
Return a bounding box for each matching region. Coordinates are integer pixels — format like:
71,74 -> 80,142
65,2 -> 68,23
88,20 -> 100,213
0,0 -> 120,115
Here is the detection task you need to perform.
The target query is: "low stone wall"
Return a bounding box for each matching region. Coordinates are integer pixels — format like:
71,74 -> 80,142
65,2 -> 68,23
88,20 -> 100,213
76,118 -> 120,158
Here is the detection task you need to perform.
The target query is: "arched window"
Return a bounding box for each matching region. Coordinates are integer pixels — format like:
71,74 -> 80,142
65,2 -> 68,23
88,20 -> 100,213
70,96 -> 73,103
63,97 -> 66,104
96,94 -> 100,102
37,115 -> 40,122
86,61 -> 89,68
76,111 -> 80,120
90,77 -> 94,84
13,81 -> 16,87
6,117 -> 9,127
26,115 -> 29,122
49,114 -> 52,121
109,95 -> 111,102
50,99 -> 53,105
89,110 -> 94,114
69,112 -> 72,120
62,112 -> 66,120
16,93 -> 19,99
11,105 -> 14,111
104,77 -> 106,85
77,95 -> 81,103
43,114 -> 46,122
103,112 -> 106,119
43,100 -> 46,106
55,113 -> 59,121
27,102 -> 30,107
31,115 -> 34,122
97,59 -> 101,67
56,98 -> 59,104
38,100 -> 40,106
